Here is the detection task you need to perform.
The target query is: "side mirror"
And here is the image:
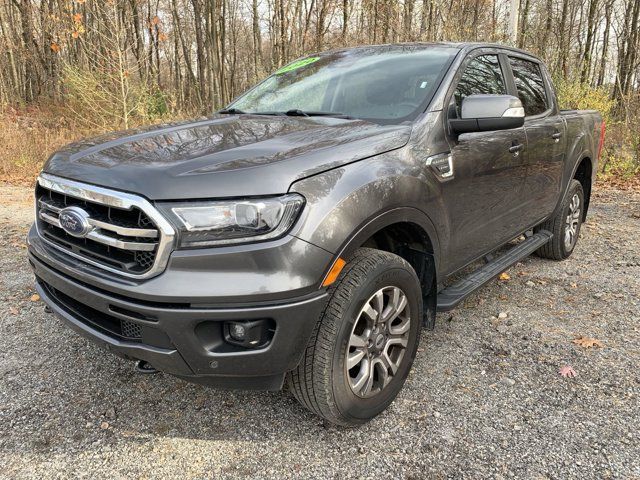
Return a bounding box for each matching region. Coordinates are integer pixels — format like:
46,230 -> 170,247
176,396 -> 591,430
449,94 -> 524,135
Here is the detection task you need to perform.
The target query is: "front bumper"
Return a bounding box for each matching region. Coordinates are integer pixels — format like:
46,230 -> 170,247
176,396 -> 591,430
28,227 -> 330,390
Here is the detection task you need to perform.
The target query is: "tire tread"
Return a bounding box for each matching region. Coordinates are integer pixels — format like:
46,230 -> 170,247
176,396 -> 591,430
288,248 -> 418,426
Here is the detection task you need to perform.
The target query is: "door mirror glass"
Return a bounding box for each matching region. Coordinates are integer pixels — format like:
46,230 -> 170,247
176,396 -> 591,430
450,94 -> 524,134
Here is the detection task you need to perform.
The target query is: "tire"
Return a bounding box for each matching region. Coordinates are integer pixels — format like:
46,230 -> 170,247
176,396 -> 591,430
535,179 -> 584,260
288,248 -> 423,426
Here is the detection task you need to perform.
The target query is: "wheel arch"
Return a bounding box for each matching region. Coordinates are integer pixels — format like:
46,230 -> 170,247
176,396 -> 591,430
333,208 -> 440,328
337,208 -> 438,267
573,156 -> 593,221
552,150 -> 594,222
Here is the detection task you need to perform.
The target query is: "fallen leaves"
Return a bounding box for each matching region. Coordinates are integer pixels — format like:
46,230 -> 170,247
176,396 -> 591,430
499,272 -> 511,281
559,365 -> 577,378
573,336 -> 604,349
30,293 -> 40,302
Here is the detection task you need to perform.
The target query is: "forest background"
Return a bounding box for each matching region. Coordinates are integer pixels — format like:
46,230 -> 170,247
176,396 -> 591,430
0,0 -> 638,184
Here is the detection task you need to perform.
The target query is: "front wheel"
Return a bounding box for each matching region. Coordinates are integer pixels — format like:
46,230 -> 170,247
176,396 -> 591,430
535,179 -> 585,260
288,248 -> 422,426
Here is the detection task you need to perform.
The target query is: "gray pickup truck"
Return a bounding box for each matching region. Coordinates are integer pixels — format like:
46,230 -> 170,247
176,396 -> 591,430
28,42 -> 604,426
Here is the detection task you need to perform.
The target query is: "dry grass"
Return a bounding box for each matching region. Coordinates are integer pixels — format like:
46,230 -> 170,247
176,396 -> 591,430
0,105 -> 98,183
599,122 -> 640,183
1,105 -> 638,189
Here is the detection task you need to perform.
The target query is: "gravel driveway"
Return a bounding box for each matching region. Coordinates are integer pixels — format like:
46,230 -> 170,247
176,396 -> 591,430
1,184 -> 639,479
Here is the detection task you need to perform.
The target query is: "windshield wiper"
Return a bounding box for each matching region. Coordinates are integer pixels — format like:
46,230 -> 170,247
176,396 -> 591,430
219,108 -> 354,120
218,108 -> 246,114
284,109 -> 309,117
219,109 -> 282,116
284,109 -> 353,119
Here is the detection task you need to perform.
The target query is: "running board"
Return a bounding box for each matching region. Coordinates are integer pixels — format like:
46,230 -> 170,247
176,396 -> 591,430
437,230 -> 552,311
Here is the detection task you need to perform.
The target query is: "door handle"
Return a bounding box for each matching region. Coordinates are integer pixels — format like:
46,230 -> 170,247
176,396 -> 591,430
509,143 -> 524,154
551,132 -> 562,142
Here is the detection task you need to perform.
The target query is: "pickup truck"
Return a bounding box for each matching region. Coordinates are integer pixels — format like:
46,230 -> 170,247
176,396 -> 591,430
28,42 -> 604,426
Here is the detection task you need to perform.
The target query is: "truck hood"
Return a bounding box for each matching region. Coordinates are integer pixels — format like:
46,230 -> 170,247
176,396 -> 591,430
43,115 -> 411,200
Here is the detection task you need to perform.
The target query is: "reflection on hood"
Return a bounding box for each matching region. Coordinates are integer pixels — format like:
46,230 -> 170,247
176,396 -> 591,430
44,114 -> 411,200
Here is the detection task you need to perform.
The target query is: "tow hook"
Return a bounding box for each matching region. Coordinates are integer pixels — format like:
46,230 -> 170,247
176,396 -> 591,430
135,360 -> 159,374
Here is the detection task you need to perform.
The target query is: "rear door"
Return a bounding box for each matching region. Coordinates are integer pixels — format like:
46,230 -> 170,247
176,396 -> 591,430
506,56 -> 566,225
440,51 -> 529,272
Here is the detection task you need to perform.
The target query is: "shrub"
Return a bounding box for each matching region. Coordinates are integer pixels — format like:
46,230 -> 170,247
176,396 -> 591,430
554,78 -> 615,123
555,79 -> 638,179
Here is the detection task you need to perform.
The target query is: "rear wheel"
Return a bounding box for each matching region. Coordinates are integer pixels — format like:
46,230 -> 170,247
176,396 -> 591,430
535,179 -> 584,260
288,248 -> 422,426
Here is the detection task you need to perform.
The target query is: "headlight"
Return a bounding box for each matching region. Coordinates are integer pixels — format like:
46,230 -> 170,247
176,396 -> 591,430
159,194 -> 305,248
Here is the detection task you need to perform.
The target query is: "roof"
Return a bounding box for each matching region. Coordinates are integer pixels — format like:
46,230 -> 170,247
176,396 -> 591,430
313,42 -> 542,63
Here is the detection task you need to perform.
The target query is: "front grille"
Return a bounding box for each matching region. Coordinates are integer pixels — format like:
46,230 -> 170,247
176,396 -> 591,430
35,174 -> 174,278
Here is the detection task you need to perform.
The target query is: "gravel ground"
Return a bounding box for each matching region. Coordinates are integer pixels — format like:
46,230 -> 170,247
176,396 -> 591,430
1,183 -> 639,479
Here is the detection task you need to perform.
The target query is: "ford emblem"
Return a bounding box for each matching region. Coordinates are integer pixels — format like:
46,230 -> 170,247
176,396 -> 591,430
58,206 -> 92,237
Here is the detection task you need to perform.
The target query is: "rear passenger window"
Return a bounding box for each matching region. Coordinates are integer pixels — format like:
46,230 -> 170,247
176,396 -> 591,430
509,58 -> 549,116
453,55 -> 506,117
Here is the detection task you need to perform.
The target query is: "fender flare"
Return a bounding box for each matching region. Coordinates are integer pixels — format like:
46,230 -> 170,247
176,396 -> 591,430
551,150 -> 594,220
331,206 -> 442,279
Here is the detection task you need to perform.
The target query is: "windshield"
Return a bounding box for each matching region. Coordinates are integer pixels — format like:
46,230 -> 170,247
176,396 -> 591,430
228,46 -> 458,124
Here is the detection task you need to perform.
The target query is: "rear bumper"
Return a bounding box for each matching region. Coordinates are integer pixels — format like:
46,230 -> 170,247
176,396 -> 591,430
29,247 -> 328,391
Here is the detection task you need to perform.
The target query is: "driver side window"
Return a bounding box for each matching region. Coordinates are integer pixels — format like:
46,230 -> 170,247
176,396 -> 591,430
454,55 -> 506,117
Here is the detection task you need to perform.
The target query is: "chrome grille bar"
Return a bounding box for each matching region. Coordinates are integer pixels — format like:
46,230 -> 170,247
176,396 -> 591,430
85,230 -> 156,251
38,211 -> 157,251
38,198 -> 158,239
38,199 -> 62,213
87,218 -> 158,239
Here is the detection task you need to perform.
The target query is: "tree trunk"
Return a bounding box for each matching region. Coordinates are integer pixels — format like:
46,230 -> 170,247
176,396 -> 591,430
403,0 -> 414,41
191,0 -> 207,106
540,0 -> 553,54
342,0 -> 348,43
597,0 -> 612,87
558,0 -> 569,76
580,0 -> 599,85
517,0 -> 530,49
252,0 -> 262,81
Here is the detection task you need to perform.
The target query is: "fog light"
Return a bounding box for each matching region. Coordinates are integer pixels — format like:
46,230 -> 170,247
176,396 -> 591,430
229,322 -> 247,341
224,319 -> 274,349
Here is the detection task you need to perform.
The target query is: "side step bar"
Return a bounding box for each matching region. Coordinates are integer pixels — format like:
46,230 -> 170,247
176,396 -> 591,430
437,230 -> 552,311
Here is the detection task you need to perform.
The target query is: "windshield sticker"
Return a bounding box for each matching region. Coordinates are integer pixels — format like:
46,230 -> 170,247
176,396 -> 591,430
276,57 -> 320,75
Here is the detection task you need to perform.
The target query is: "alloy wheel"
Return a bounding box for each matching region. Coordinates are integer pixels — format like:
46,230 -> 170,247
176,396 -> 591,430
345,286 -> 411,398
564,193 -> 581,251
